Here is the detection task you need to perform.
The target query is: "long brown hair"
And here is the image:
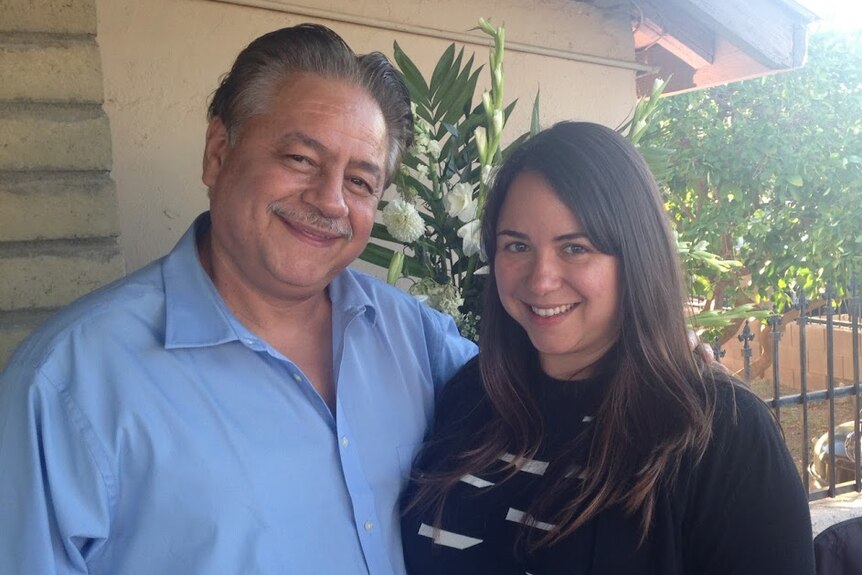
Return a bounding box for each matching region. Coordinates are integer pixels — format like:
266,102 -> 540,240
409,122 -> 719,548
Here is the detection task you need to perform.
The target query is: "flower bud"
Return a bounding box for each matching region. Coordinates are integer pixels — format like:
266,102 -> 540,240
474,126 -> 488,163
387,252 -> 405,285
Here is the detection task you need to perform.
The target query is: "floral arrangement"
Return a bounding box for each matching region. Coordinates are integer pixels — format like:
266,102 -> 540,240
359,19 -> 537,340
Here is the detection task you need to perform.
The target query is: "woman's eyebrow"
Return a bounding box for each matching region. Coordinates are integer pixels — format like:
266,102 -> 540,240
553,232 -> 589,242
497,229 -> 528,239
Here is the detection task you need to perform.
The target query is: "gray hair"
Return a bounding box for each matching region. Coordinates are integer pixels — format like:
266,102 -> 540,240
207,24 -> 414,187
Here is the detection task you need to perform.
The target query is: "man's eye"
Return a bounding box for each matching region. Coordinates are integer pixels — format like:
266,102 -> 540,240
287,154 -> 308,164
348,177 -> 374,195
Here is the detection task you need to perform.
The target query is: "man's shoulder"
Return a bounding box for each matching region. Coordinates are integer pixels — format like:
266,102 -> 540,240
5,260 -> 167,372
339,268 -> 441,320
336,268 -> 477,366
341,267 -> 416,301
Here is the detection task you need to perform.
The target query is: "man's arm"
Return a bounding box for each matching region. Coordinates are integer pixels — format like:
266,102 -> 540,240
0,364 -> 112,574
424,308 -> 478,395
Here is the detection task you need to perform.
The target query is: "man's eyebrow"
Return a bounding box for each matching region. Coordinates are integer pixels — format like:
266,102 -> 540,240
276,131 -> 327,154
276,131 -> 383,183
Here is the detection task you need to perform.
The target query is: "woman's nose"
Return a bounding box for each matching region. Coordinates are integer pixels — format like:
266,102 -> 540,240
527,251 -> 562,295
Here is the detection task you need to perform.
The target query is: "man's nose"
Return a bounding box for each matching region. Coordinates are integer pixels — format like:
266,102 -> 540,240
527,251 -> 562,295
303,169 -> 349,219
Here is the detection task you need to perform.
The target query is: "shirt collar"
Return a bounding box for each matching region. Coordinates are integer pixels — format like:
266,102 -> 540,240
328,268 -> 378,327
163,213 -> 239,349
163,212 -> 378,349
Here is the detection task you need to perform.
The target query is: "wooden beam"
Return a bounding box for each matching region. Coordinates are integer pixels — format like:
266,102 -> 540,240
681,0 -> 807,69
635,44 -> 696,97
636,0 -> 715,68
692,35 -> 773,88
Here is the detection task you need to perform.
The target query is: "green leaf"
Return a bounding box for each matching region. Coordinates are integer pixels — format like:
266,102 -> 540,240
359,242 -> 396,268
441,122 -> 459,139
785,174 -> 804,187
502,99 -> 519,120
438,65 -> 482,125
432,51 -> 470,110
397,173 -> 433,199
370,222 -> 401,244
413,104 -> 435,126
530,89 -> 541,136
429,44 -> 457,98
360,242 -> 425,277
393,41 -> 430,106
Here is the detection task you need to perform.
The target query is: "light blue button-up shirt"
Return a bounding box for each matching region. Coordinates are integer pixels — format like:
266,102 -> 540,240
0,214 -> 477,575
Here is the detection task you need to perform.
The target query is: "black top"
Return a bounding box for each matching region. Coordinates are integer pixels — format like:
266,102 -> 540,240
401,357 -> 815,575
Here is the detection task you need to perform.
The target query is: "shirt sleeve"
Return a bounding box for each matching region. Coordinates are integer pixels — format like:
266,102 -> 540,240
683,383 -> 815,575
0,363 -> 113,574
422,306 -> 478,395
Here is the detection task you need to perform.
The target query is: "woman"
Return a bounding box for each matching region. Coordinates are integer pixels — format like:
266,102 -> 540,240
401,122 -> 813,574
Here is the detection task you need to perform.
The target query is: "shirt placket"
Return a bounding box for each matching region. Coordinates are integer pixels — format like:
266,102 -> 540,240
334,308 -> 393,575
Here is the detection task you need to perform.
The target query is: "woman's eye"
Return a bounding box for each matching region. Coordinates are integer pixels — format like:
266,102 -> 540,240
504,242 -> 529,253
563,244 -> 588,255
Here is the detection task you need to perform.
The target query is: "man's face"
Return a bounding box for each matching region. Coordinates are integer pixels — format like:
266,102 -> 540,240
202,73 -> 388,302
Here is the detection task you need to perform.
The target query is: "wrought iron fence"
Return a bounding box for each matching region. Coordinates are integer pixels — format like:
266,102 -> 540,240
711,281 -> 861,501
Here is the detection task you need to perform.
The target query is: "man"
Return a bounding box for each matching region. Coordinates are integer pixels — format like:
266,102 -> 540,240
0,24 -> 476,574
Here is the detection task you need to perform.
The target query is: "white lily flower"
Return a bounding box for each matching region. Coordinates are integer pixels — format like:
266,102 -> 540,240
383,198 -> 425,243
457,219 -> 483,258
444,183 -> 478,222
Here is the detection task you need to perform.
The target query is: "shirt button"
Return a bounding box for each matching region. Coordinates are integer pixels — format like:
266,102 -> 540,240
341,436 -> 349,448
292,373 -> 302,383
242,338 -> 254,346
364,521 -> 374,532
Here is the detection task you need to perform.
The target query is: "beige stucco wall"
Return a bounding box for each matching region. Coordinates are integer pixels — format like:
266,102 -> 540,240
95,0 -> 638,273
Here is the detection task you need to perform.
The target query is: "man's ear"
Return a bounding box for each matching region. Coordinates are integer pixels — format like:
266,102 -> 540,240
202,117 -> 230,188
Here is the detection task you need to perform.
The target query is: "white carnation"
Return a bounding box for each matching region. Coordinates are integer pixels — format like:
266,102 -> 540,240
383,199 -> 425,243
457,219 -> 483,258
444,183 -> 478,222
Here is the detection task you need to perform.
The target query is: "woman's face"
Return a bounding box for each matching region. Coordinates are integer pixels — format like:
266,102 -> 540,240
494,170 -> 621,380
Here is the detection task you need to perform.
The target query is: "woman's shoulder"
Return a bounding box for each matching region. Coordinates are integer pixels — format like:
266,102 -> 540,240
433,355 -> 490,433
709,371 -> 778,439
691,370 -> 797,488
439,354 -> 483,401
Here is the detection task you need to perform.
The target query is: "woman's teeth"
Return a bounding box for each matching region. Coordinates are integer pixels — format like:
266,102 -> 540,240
531,304 -> 574,318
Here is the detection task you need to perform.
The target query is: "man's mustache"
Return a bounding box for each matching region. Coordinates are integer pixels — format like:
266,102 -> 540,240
269,202 -> 353,240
